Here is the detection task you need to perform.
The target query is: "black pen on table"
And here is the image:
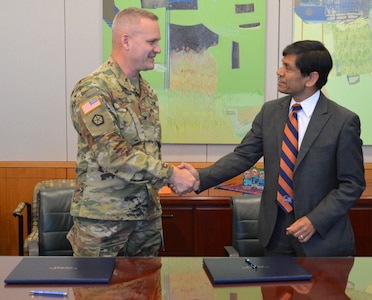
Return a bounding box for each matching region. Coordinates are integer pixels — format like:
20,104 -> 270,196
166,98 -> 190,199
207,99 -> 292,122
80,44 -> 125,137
29,290 -> 67,297
245,258 -> 257,270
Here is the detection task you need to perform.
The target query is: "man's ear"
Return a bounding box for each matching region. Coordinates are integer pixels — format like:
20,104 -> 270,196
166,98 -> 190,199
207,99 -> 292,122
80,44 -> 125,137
122,34 -> 129,48
306,71 -> 319,87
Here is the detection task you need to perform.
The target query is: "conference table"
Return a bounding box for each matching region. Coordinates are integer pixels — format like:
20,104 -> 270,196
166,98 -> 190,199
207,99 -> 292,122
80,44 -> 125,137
1,256 -> 372,299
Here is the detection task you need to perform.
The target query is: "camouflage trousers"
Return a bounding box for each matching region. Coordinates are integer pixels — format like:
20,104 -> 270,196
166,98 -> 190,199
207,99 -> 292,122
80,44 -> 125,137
67,216 -> 163,257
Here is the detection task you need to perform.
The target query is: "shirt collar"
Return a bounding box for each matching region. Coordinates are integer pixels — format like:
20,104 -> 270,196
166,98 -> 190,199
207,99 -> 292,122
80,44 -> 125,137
290,90 -> 320,118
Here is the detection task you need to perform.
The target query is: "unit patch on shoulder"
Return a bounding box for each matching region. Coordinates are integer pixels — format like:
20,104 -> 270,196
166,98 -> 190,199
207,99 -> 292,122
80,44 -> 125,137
82,97 -> 102,115
92,114 -> 104,126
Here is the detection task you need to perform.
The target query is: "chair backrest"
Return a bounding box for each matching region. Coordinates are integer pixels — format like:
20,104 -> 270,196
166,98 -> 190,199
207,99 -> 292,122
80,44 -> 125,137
231,195 -> 265,257
30,179 -> 76,235
38,186 -> 74,256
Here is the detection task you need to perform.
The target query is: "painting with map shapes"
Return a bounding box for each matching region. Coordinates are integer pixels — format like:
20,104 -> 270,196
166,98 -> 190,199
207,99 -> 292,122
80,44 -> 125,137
103,0 -> 266,144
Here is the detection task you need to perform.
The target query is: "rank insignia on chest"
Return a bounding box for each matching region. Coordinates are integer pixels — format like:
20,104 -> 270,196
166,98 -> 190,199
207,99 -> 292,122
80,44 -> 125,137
92,114 -> 104,126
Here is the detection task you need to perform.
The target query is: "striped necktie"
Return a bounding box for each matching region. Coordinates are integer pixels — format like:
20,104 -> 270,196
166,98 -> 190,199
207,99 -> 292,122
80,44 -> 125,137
277,104 -> 302,213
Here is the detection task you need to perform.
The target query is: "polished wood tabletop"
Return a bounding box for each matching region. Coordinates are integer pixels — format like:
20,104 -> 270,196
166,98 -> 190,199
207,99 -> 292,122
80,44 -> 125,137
1,256 -> 372,299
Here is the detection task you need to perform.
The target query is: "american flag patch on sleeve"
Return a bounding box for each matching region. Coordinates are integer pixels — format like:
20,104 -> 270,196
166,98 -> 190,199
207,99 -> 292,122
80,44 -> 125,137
81,97 -> 102,115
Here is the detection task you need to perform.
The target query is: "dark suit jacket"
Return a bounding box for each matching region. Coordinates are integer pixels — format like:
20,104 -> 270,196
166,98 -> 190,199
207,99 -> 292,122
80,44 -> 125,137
198,92 -> 366,256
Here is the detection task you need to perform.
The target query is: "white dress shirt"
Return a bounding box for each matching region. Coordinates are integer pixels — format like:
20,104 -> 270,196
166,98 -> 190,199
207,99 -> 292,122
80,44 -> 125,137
290,90 -> 320,149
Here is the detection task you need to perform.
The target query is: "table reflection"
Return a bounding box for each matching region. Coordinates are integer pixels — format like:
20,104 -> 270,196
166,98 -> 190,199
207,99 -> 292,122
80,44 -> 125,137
73,258 -> 162,300
261,257 -> 354,299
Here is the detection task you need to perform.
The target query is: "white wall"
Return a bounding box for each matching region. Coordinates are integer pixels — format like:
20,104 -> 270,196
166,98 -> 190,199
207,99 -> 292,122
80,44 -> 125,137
65,0 -> 103,162
1,0 -> 371,162
0,0 -> 67,160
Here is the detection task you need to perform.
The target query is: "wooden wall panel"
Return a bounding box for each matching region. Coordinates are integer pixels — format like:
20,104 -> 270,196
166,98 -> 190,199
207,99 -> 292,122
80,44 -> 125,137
0,168 -> 8,254
67,167 -> 77,179
365,163 -> 372,185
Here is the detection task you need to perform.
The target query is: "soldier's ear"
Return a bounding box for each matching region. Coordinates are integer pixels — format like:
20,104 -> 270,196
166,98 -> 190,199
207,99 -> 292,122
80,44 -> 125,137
122,34 -> 129,49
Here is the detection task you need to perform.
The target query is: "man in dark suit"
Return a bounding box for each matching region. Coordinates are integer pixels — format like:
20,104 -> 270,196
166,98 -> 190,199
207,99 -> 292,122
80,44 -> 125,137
175,40 -> 366,256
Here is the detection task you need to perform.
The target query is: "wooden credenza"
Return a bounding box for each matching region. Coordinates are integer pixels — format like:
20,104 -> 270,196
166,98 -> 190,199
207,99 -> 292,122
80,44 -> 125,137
1,162 -> 372,256
349,185 -> 372,256
159,196 -> 232,257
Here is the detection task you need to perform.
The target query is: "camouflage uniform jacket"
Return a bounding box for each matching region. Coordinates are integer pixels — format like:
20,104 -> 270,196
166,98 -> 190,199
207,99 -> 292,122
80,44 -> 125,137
70,57 -> 173,221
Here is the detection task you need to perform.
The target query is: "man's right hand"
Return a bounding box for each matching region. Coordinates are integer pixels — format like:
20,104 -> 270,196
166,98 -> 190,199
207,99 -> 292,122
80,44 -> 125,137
168,163 -> 200,195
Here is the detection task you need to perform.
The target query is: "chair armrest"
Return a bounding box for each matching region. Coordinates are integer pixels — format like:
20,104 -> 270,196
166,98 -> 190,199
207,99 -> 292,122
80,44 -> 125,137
25,228 -> 39,256
27,228 -> 39,256
12,202 -> 32,232
12,202 -> 32,256
224,246 -> 240,257
28,239 -> 39,256
13,202 -> 27,217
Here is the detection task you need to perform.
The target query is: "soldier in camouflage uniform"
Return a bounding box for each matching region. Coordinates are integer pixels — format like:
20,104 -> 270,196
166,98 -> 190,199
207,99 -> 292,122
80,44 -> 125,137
67,7 -> 197,257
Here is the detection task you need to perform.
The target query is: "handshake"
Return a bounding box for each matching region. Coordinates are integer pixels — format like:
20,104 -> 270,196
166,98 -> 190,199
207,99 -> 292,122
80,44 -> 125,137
168,163 -> 200,195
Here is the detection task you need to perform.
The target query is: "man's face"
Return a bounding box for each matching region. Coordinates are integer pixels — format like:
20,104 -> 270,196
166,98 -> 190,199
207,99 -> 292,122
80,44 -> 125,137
126,18 -> 161,73
276,54 -> 310,101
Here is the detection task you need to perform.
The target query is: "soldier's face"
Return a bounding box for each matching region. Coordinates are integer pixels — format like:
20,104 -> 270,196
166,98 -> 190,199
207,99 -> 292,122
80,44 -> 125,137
127,18 -> 161,72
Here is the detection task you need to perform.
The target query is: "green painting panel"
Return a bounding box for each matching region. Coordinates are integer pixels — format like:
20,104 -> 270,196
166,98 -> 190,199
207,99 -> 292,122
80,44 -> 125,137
103,0 -> 266,144
294,1 -> 372,145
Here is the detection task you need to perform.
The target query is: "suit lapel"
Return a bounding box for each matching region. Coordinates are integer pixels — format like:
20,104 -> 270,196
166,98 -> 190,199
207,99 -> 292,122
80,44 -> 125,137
295,93 -> 331,170
275,96 -> 292,158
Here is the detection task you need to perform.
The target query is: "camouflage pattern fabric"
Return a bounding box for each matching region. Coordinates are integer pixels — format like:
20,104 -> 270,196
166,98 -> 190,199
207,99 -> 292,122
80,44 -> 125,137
67,216 -> 163,257
69,57 -> 173,222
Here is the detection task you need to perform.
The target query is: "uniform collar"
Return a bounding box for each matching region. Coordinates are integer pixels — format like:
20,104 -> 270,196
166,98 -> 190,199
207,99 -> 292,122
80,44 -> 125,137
106,56 -> 149,98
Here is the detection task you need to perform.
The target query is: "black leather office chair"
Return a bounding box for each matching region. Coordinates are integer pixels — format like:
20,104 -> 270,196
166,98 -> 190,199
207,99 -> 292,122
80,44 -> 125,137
13,179 -> 75,256
36,187 -> 74,256
224,195 -> 265,257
